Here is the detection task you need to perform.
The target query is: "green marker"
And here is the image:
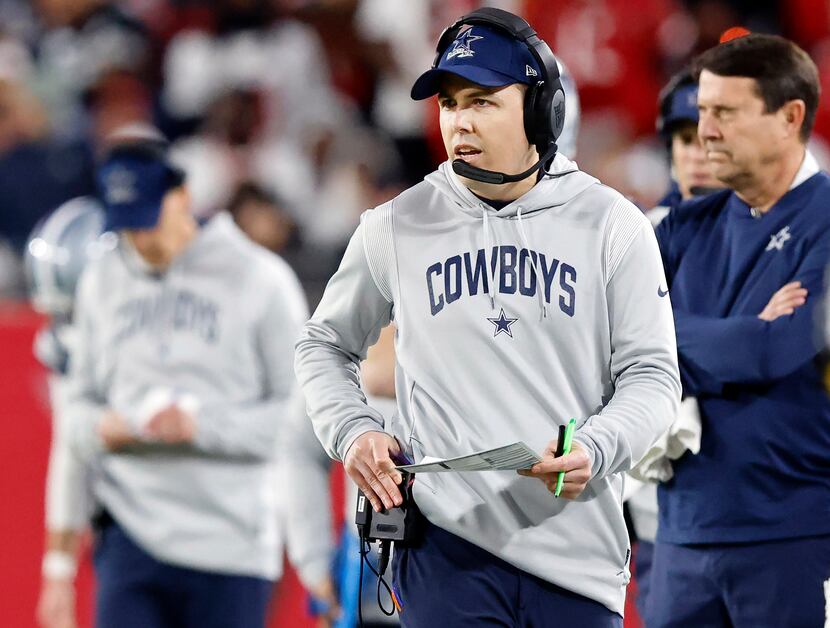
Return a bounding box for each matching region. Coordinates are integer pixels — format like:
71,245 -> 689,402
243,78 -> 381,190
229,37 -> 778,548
554,418 -> 577,498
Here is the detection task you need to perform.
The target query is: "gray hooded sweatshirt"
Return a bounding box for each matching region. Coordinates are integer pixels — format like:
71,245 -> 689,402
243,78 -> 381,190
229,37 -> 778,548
67,213 -> 308,579
295,154 -> 681,614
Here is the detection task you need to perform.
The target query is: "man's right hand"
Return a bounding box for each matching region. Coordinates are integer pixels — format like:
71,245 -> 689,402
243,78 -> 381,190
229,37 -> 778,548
344,431 -> 403,512
758,281 -> 808,321
36,578 -> 77,628
98,410 -> 138,451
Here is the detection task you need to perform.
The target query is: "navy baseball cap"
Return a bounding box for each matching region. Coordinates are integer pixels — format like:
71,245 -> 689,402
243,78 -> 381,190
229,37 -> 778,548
661,83 -> 699,134
97,153 -> 172,231
411,24 -> 542,100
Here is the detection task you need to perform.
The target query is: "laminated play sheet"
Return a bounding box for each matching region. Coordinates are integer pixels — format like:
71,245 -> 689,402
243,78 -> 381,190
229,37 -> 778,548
396,442 -> 541,473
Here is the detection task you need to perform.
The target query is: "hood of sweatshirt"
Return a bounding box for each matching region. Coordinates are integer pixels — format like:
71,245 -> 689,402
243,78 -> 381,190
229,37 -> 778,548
424,153 -> 600,318
424,152 -> 599,219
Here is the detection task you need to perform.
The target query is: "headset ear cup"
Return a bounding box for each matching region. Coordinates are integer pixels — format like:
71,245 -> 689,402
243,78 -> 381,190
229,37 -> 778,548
524,82 -> 542,147
550,85 -> 566,143
526,79 -> 565,156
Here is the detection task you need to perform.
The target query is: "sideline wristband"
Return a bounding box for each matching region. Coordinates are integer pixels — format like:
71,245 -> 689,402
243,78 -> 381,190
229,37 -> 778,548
42,550 -> 78,580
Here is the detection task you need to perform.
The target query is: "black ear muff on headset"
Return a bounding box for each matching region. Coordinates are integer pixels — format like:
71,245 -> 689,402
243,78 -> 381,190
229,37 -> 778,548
433,7 -> 565,158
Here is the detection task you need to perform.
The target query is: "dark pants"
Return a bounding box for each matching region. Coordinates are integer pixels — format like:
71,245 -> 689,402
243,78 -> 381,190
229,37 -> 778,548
392,521 -> 622,627
94,517 -> 273,628
633,540 -> 654,621
646,535 -> 830,628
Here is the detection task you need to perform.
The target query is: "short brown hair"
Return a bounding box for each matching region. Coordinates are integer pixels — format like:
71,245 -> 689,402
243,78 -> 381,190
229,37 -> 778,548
693,34 -> 820,142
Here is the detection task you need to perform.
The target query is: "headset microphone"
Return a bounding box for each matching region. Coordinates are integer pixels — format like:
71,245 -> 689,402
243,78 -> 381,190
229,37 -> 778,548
451,144 -> 558,185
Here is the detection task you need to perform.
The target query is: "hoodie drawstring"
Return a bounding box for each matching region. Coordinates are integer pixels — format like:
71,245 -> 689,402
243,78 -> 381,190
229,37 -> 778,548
516,206 -> 548,321
481,206 -> 497,310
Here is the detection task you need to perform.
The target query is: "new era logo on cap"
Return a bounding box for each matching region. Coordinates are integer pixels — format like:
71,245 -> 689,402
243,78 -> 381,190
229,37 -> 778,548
526,65 -> 538,77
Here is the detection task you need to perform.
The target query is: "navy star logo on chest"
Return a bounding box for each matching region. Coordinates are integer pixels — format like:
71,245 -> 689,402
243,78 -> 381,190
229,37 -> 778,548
487,308 -> 519,338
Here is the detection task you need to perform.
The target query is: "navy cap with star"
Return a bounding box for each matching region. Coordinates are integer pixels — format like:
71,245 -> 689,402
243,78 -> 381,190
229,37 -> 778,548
411,24 -> 542,100
95,125 -> 183,232
97,154 -> 173,232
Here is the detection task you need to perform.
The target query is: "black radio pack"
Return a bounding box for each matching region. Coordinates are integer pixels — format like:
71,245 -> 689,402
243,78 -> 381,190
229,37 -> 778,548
354,471 -> 423,548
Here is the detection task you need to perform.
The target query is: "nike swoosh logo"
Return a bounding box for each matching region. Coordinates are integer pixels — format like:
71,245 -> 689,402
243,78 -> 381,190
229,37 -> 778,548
658,286 -> 669,298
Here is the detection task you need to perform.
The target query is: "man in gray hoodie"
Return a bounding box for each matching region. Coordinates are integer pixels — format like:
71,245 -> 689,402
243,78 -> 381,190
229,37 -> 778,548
295,8 -> 680,627
66,124 -> 309,628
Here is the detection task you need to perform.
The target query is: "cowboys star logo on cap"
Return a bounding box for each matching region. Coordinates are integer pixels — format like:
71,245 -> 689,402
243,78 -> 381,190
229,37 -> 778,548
446,26 -> 484,60
104,166 -> 138,205
410,23 -> 543,100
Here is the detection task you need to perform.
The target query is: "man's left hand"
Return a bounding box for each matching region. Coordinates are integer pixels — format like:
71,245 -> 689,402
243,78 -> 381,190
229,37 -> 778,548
143,404 -> 196,444
517,441 -> 592,499
309,575 -> 342,627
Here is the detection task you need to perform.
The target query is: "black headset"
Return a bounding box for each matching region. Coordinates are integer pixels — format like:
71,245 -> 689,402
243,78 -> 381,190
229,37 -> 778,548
433,7 -> 565,158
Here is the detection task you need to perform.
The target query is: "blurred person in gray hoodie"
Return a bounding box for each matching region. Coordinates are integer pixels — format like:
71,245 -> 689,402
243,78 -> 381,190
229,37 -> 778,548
296,8 -> 680,627
65,124 -> 308,628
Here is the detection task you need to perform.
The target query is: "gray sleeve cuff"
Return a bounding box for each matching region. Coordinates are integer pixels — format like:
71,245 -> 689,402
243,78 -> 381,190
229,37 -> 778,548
571,432 -> 600,480
334,418 -> 386,462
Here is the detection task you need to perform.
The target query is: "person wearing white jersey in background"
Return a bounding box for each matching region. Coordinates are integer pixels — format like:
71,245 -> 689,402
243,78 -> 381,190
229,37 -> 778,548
65,124 -> 308,628
27,197 -> 113,628
296,8 -> 680,627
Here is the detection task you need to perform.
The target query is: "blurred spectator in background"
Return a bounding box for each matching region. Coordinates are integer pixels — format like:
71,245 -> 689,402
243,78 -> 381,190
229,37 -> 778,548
301,120 -> 404,251
30,0 -> 152,141
169,87 -> 282,218
161,0 -> 410,287
25,197 -> 112,628
0,0 -> 154,258
0,74 -> 95,252
353,0 -> 434,185
162,0 -> 339,220
162,0 -> 336,144
650,34 -> 830,627
227,180 -> 298,255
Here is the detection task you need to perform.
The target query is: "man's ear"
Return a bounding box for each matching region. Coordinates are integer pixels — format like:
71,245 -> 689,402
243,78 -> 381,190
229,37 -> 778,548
779,99 -> 806,141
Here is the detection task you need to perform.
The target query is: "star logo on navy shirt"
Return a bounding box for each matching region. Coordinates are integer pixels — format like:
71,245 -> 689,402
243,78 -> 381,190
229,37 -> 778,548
487,308 -> 518,338
446,27 -> 484,60
766,226 -> 792,251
